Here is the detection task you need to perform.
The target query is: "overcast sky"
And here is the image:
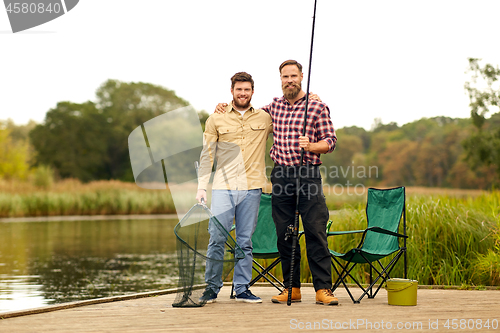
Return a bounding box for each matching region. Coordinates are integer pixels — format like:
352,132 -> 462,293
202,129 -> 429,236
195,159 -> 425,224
1,0 -> 499,130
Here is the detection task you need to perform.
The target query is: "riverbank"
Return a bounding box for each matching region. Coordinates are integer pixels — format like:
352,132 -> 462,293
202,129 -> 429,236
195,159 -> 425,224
0,178 -> 488,218
0,214 -> 179,223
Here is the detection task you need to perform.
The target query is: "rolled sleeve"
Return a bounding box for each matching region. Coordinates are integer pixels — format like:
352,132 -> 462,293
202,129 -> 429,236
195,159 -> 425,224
316,106 -> 337,153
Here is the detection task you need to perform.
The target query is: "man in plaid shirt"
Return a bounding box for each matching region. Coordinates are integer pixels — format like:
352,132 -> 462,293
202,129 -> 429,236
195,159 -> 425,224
263,60 -> 338,305
214,60 -> 337,305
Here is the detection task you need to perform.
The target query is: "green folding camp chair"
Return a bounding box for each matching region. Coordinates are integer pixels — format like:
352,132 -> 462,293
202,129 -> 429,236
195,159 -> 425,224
248,193 -> 284,291
230,193 -> 284,298
328,186 -> 408,303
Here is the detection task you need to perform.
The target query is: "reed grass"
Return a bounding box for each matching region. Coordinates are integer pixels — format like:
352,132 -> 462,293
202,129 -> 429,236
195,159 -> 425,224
254,191 -> 500,287
0,179 -> 176,217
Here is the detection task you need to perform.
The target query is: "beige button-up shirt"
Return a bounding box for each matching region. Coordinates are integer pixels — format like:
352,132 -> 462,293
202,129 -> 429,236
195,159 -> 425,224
198,102 -> 272,191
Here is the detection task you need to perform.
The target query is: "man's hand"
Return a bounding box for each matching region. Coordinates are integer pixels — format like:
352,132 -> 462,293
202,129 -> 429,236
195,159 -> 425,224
214,103 -> 228,114
196,189 -> 207,204
309,92 -> 321,102
299,136 -> 329,154
299,136 -> 311,151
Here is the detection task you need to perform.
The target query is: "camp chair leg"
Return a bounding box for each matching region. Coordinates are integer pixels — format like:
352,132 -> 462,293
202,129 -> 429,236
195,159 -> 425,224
330,257 -> 345,292
230,283 -> 236,299
331,260 -> 355,301
367,265 -> 374,298
353,253 -> 390,302
403,247 -> 408,279
331,256 -> 363,304
372,251 -> 405,298
249,258 -> 284,291
230,257 -> 285,299
331,253 -> 361,290
353,251 -> 405,302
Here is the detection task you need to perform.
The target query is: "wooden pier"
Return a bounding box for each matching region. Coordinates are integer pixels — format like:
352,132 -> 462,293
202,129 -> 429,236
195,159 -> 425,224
1,284 -> 499,332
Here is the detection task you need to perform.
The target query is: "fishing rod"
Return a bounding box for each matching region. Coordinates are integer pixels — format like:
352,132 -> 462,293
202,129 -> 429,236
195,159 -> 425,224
287,0 -> 318,306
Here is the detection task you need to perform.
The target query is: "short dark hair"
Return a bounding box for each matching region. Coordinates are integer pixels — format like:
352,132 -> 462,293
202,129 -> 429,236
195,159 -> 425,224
279,60 -> 303,73
231,72 -> 254,90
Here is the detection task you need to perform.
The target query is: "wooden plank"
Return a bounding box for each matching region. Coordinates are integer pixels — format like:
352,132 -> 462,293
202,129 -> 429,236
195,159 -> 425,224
1,287 -> 499,332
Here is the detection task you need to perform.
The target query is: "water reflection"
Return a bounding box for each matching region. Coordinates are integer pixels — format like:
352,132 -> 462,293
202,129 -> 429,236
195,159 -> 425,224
0,219 -> 179,313
0,275 -> 47,312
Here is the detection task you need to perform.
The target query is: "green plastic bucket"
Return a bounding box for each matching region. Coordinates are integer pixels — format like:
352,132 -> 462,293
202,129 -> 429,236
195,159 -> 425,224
386,278 -> 418,306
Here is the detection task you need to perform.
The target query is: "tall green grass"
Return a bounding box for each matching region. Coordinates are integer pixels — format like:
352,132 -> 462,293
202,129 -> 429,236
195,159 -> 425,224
254,191 -> 500,287
0,179 -> 176,217
0,190 -> 175,217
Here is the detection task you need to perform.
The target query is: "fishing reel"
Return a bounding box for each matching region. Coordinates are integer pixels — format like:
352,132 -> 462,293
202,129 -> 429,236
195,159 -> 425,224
284,224 -> 297,241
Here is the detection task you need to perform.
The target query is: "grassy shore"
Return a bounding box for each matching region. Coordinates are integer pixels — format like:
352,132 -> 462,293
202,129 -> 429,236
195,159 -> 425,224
0,179 -> 487,218
258,189 -> 500,287
0,179 -> 176,217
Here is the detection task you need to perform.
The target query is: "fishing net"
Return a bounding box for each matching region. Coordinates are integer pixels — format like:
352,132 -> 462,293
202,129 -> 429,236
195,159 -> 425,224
172,202 -> 244,307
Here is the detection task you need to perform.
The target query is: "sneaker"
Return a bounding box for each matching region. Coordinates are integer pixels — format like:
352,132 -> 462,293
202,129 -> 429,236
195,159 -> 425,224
315,289 -> 339,305
235,289 -> 262,303
271,287 -> 301,303
199,289 -> 217,304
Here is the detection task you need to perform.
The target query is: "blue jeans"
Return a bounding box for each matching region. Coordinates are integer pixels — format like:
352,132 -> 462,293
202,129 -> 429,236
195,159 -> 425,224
205,189 -> 262,296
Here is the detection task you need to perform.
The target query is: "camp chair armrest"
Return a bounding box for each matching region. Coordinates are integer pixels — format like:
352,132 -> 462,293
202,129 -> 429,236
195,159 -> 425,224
327,230 -> 365,236
366,226 -> 408,238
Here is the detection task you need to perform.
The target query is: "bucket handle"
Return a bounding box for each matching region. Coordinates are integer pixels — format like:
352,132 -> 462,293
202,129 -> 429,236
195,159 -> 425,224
386,283 -> 415,292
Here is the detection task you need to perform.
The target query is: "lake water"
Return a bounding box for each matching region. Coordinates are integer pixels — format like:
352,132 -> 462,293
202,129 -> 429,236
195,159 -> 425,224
0,218 -> 180,313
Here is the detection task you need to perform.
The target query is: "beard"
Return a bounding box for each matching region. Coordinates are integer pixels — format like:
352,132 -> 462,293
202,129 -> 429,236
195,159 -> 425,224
282,82 -> 301,100
233,97 -> 251,109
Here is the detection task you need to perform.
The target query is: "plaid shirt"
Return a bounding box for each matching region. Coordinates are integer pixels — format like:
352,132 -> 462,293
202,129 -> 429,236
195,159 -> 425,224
262,95 -> 336,166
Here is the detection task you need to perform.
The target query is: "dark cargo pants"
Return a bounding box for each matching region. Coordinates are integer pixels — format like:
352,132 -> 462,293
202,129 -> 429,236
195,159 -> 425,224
270,164 -> 332,291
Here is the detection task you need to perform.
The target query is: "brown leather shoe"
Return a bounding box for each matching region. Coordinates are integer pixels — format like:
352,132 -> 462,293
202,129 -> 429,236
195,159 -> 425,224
316,289 -> 339,305
271,287 -> 301,303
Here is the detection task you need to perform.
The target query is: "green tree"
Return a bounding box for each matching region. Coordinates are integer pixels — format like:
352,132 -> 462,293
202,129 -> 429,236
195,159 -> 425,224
376,139 -> 419,186
463,58 -> 500,182
0,127 -> 30,180
95,80 -> 189,181
368,117 -> 487,188
321,132 -> 365,185
371,118 -> 399,133
4,119 -> 37,144
30,80 -> 191,182
30,101 -> 108,181
340,126 -> 371,151
198,110 -> 209,131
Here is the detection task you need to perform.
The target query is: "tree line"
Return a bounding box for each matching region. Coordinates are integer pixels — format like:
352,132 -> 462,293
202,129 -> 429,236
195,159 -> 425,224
321,115 -> 497,189
1,58 -> 498,189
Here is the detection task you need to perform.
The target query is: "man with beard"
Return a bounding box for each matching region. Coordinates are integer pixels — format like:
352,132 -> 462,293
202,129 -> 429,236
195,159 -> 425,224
196,72 -> 272,304
215,60 -> 338,305
264,60 -> 337,305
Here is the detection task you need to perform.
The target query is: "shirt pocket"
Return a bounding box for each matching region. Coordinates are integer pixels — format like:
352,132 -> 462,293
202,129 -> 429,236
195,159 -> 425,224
217,126 -> 239,142
248,123 -> 267,144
